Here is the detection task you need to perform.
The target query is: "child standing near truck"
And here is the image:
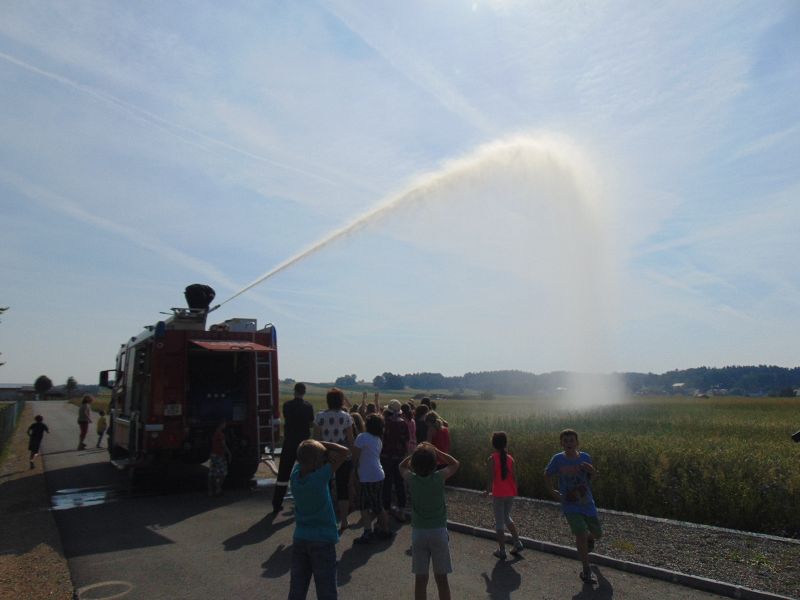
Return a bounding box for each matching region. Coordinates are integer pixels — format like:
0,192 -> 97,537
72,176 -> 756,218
544,428 -> 602,585
208,421 -> 231,497
96,410 -> 108,448
288,439 -> 349,600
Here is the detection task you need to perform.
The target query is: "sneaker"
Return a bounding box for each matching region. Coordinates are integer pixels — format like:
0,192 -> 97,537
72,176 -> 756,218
580,570 -> 598,585
353,531 -> 373,545
493,548 -> 507,560
375,530 -> 395,540
78,443 -> 86,450
587,537 -> 596,553
510,540 -> 524,555
29,461 -> 35,470
391,509 -> 408,522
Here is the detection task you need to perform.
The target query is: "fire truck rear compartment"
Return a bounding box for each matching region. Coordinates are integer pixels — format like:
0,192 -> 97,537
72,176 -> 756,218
187,351 -> 248,425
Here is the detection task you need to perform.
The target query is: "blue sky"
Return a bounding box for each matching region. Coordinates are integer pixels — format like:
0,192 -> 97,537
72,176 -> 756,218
1,1 -> 798,386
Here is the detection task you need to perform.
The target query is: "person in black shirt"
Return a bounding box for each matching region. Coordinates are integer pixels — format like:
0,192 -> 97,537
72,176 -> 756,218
27,415 -> 49,470
272,382 -> 315,514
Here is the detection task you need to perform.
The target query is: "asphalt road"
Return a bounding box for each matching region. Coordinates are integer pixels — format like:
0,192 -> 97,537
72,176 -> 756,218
34,400 -> 724,600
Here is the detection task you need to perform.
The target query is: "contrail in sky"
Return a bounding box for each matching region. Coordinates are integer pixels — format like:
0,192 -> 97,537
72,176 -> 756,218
0,50 -> 341,186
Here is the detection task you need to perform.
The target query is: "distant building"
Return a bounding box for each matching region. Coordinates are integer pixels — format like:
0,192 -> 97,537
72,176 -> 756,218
0,384 -> 34,401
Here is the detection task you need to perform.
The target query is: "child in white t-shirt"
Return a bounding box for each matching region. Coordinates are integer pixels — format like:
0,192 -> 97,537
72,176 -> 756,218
352,414 -> 392,543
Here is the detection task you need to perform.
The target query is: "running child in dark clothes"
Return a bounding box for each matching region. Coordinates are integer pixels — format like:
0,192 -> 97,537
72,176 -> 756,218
27,415 -> 49,469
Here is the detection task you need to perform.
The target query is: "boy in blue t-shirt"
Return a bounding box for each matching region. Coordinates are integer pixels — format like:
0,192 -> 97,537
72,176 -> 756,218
288,439 -> 349,600
544,428 -> 602,585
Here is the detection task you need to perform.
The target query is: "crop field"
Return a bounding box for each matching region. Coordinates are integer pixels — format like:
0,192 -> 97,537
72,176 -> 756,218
427,394 -> 800,537
271,387 -> 800,537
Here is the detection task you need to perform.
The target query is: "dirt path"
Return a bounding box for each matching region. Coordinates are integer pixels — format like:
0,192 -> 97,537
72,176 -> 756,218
0,403 -> 73,600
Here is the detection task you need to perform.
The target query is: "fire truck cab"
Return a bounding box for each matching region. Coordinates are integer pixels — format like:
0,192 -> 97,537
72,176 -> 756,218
99,285 -> 279,483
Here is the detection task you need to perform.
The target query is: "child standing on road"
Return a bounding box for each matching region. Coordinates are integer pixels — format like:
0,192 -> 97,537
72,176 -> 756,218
77,395 -> 93,450
352,414 -> 392,543
400,442 -> 459,600
27,415 -> 49,469
544,428 -> 602,585
208,421 -> 231,497
288,439 -> 349,600
485,432 -> 523,559
96,411 -> 108,448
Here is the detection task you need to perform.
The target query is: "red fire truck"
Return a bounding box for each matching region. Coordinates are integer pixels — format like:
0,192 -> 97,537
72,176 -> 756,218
99,285 -> 279,483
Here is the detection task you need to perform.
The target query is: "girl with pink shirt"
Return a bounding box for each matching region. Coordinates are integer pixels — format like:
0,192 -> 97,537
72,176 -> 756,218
485,431 -> 523,559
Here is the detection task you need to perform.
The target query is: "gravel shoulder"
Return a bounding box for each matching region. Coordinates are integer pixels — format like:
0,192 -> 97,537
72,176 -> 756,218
0,404 -> 74,600
446,487 -> 800,599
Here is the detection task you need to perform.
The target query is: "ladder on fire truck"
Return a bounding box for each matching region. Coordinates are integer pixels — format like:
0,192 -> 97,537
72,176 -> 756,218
254,349 -> 277,472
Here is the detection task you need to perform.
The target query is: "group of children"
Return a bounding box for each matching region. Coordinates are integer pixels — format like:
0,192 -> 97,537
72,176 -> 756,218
26,402 -> 108,470
288,416 -> 602,599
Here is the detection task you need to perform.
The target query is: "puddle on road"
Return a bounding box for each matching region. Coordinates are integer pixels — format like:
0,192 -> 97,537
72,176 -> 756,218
51,486 -> 122,511
52,477 -> 288,509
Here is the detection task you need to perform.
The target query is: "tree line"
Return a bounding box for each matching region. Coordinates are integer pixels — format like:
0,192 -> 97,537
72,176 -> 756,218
333,366 -> 800,396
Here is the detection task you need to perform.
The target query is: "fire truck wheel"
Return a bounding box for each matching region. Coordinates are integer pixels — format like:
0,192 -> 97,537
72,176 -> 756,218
227,459 -> 259,487
109,444 -> 128,460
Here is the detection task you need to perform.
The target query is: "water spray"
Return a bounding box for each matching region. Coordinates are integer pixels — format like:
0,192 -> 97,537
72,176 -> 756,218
215,134 -> 601,309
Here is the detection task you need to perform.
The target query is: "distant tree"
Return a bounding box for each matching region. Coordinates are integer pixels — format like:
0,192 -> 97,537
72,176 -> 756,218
66,376 -> 78,398
34,375 -> 53,399
282,378 -> 296,385
372,375 -> 385,388
335,374 -> 357,387
379,372 -> 404,390
480,390 -> 494,400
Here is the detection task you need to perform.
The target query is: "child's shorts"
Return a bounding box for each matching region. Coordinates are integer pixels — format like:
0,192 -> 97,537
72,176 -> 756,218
209,455 -> 228,479
565,513 -> 602,537
359,480 -> 384,515
492,496 -> 515,531
411,527 -> 452,575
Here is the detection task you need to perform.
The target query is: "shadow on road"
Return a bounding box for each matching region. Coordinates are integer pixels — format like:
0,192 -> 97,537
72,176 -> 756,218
337,526 -> 402,584
0,471 -> 53,556
481,556 -> 523,599
224,511 -> 293,551
44,461 -> 246,559
261,542 -> 293,578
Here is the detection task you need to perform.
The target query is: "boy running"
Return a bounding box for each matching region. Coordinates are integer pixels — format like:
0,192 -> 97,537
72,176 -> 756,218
27,415 -> 49,469
544,428 -> 602,585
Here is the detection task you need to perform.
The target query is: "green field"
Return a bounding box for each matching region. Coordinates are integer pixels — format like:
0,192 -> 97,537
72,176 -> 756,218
294,387 -> 800,536
425,394 -> 800,537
